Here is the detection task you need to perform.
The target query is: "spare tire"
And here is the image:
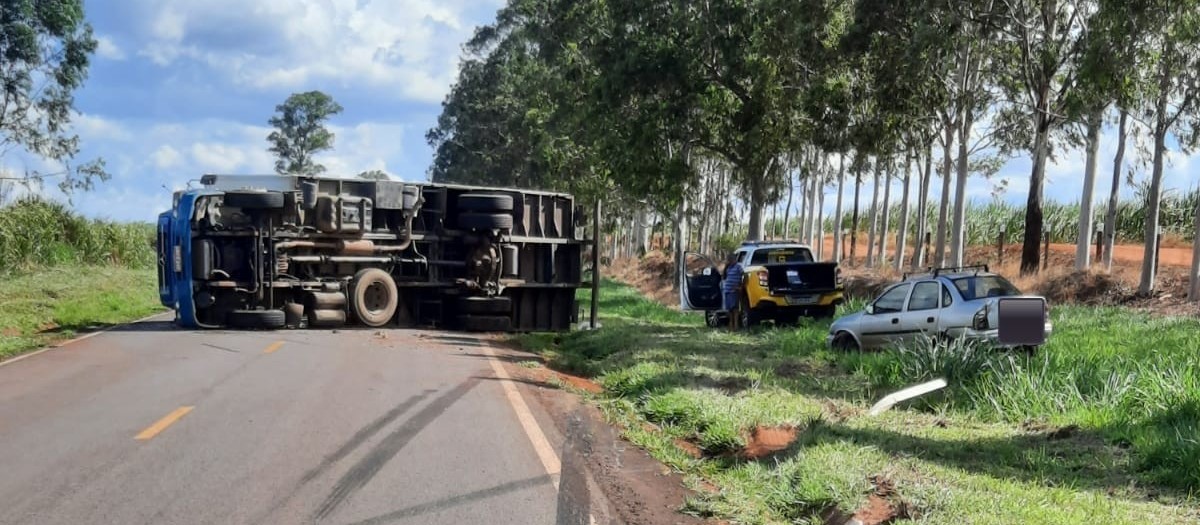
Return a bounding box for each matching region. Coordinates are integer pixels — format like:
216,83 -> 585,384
458,315 -> 512,333
458,193 -> 514,212
459,296 -> 512,315
458,212 -> 513,231
227,309 -> 287,329
224,191 -> 285,210
350,268 -> 398,328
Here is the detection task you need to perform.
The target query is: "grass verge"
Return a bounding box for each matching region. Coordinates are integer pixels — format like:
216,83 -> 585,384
0,265 -> 163,360
516,280 -> 1200,524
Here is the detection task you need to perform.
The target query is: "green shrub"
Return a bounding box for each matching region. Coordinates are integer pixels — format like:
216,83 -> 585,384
0,197 -> 154,274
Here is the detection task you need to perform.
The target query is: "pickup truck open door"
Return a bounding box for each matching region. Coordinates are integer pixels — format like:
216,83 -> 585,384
679,252 -> 723,311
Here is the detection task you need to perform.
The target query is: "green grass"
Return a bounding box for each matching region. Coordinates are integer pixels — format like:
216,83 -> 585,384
0,265 -> 163,360
516,280 -> 1200,524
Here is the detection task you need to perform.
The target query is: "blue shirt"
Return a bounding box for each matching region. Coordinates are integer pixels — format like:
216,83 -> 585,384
722,262 -> 743,293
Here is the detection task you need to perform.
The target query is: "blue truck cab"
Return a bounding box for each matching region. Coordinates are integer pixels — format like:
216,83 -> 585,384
155,175 -> 584,332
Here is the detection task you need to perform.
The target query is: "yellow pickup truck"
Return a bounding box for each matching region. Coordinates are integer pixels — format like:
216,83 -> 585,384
680,242 -> 844,327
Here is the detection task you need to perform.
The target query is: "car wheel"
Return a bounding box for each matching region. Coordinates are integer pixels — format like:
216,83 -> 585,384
227,309 -> 287,329
704,310 -> 721,328
223,191 -> 284,210
350,268 -> 399,328
832,331 -> 860,352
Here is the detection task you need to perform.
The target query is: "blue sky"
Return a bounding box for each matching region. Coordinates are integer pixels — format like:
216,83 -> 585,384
5,0 -> 1197,222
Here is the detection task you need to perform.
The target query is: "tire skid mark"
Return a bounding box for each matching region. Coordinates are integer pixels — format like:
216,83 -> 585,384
313,377 -> 481,522
343,474 -> 553,525
299,389 -> 436,485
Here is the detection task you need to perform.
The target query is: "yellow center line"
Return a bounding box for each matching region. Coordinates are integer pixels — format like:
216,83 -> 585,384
134,406 -> 194,441
263,341 -> 285,354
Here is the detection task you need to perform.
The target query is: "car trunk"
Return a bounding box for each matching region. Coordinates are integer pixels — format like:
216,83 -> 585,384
764,262 -> 838,294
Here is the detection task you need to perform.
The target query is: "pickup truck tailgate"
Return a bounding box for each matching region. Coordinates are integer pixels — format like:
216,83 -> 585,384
765,262 -> 838,293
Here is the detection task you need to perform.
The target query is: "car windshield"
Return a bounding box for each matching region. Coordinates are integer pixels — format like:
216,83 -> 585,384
953,275 -> 1021,300
750,248 -> 813,265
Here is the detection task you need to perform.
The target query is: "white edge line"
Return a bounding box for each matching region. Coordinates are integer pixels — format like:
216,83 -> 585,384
481,343 -> 563,490
0,311 -> 171,369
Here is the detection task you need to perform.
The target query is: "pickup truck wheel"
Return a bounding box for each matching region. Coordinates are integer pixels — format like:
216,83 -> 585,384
459,212 -> 514,231
738,296 -> 760,328
458,315 -> 512,332
351,268 -> 398,328
224,191 -> 284,210
460,296 -> 512,315
227,309 -> 286,329
810,306 -> 836,320
459,193 -> 514,212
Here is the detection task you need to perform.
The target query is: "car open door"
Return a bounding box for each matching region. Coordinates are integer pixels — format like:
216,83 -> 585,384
680,252 -> 723,311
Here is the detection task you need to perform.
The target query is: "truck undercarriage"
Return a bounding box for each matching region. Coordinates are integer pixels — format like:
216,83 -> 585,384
158,175 -> 584,332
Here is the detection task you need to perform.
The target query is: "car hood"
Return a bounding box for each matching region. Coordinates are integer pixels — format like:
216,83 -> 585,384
830,311 -> 863,332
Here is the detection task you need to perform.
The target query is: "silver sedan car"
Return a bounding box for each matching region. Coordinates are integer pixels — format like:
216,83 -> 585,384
827,267 -> 1053,351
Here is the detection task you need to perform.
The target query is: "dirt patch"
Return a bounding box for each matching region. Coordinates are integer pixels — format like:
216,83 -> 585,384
1,327 -> 20,337
675,438 -> 704,459
1046,424 -> 1080,441
1036,270 -> 1134,306
517,364 -> 604,395
607,252 -> 680,306
560,373 -> 604,394
36,322 -> 59,333
739,425 -> 798,460
492,342 -> 711,524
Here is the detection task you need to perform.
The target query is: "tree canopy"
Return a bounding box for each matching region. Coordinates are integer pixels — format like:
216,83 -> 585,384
267,91 -> 343,176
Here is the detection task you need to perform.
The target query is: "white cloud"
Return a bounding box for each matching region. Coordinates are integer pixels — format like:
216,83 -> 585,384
128,0 -> 489,102
151,145 -> 183,170
95,35 -> 126,60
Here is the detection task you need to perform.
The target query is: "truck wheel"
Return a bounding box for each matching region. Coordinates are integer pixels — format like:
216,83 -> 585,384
809,306 -> 836,320
350,268 -> 398,328
458,193 -> 514,212
458,315 -> 512,332
227,309 -> 286,329
739,296 -> 760,328
459,212 -> 513,231
460,296 -> 512,315
224,191 -> 284,210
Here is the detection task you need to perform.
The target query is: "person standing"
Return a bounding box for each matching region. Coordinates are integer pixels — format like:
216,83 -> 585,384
722,252 -> 744,329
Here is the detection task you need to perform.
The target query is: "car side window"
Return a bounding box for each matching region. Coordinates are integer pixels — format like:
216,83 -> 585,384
942,285 -> 954,307
873,284 -> 911,314
907,282 -> 940,311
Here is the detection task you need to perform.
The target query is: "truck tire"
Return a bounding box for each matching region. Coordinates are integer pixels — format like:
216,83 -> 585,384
227,309 -> 286,329
458,212 -> 513,231
738,296 -> 761,329
350,268 -> 398,328
458,193 -> 514,212
460,296 -> 512,315
458,315 -> 512,332
224,191 -> 284,210
809,305 -> 836,320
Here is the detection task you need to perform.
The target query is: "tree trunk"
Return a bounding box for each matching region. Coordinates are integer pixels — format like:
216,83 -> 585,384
866,162 -> 881,267
895,153 -> 913,271
674,194 -> 688,290
834,156 -> 845,263
1076,107 -> 1104,270
851,165 -> 862,265
1103,109 -> 1128,270
1140,127 -> 1167,294
783,174 -> 795,242
746,160 -> 774,241
935,124 -> 954,267
879,162 -> 893,268
808,170 -> 820,246
913,145 -> 933,269
950,110 -> 974,267
1190,195 -> 1200,300
817,176 -> 827,261
1021,122 -> 1050,275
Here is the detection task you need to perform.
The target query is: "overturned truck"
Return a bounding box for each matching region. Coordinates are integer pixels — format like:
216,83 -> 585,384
156,175 -> 584,332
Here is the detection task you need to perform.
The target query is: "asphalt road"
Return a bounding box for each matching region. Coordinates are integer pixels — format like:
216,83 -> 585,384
0,316 -> 579,525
